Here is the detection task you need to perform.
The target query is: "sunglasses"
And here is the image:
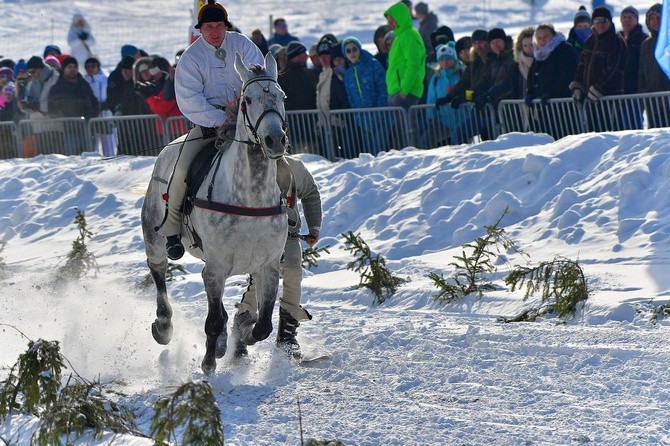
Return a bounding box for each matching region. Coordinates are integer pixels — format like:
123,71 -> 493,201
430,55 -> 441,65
27,69 -> 40,75
593,18 -> 609,24
345,46 -> 359,54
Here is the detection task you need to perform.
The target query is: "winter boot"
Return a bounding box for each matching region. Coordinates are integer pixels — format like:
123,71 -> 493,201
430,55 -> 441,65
232,310 -> 255,358
276,307 -> 301,358
166,235 -> 184,261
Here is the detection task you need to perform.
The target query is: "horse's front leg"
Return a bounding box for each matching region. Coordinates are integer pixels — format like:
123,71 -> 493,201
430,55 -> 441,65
252,261 -> 281,342
201,264 -> 229,374
149,259 -> 173,345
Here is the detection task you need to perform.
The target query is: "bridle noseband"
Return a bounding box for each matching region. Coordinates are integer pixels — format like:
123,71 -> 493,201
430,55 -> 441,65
239,75 -> 287,156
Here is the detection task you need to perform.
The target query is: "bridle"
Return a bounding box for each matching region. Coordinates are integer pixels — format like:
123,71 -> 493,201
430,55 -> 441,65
238,74 -> 287,157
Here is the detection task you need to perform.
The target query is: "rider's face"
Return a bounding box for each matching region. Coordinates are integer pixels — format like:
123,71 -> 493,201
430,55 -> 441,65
201,21 -> 226,48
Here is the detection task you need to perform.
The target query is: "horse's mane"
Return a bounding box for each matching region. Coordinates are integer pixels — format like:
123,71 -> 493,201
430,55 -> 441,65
248,64 -> 267,76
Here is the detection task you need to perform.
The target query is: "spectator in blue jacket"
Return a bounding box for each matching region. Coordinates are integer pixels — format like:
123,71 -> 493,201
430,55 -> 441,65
342,36 -> 388,154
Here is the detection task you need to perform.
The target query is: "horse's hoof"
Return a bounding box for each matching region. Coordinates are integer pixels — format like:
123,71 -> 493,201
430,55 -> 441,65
252,322 -> 272,342
152,320 -> 173,345
215,331 -> 228,359
201,357 -> 216,374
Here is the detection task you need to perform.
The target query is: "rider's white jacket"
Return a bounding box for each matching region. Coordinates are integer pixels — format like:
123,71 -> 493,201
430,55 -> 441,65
175,32 -> 264,129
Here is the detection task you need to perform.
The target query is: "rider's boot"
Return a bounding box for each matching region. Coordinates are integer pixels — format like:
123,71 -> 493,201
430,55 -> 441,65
166,234 -> 184,261
276,307 -> 301,359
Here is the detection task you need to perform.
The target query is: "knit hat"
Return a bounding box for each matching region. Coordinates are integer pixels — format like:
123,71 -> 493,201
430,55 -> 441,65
195,0 -> 231,29
430,25 -> 455,50
646,3 -> 662,29
621,5 -> 639,20
455,36 -> 472,54
13,59 -> 27,77
57,54 -> 72,65
26,56 -> 45,70
286,41 -> 307,60
85,56 -> 101,67
121,44 -> 139,58
436,41 -> 458,62
471,29 -> 488,42
415,2 -> 429,14
61,56 -> 78,68
592,6 -> 612,22
308,44 -> 318,57
316,38 -> 333,56
574,6 -> 592,25
44,55 -> 61,69
0,59 -> 14,70
269,43 -> 286,60
42,44 -> 61,59
0,67 -> 14,81
2,82 -> 15,94
488,28 -> 507,42
119,55 -> 135,70
330,41 -> 345,59
342,36 -> 362,55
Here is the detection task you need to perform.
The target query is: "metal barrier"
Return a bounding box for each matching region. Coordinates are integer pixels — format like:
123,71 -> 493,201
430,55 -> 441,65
328,107 -> 410,159
6,92 -> 670,160
18,117 -> 92,156
499,98 -> 588,139
90,115 -> 164,156
499,92 -> 670,138
0,122 -> 20,159
408,102 -> 499,148
285,110 -> 334,159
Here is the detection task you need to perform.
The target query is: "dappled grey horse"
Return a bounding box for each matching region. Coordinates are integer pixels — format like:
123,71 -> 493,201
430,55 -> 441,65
141,52 -> 288,373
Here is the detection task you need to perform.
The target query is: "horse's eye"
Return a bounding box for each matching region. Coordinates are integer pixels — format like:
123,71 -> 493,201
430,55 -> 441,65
245,97 -> 252,105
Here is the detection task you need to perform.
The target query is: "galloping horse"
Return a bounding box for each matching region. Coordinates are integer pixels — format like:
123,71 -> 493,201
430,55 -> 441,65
141,52 -> 288,373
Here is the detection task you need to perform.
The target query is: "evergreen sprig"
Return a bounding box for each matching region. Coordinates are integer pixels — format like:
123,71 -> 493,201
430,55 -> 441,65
59,208 -> 99,279
504,256 -> 588,318
0,339 -> 65,419
343,231 -> 407,304
302,244 -> 331,270
31,378 -> 142,446
150,381 -> 224,445
431,208 -> 520,302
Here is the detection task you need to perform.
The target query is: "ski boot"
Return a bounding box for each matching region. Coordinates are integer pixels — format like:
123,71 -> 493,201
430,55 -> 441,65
276,307 -> 301,359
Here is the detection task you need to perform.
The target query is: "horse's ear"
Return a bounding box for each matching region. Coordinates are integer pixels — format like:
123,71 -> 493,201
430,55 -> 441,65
234,52 -> 252,82
265,51 -> 277,80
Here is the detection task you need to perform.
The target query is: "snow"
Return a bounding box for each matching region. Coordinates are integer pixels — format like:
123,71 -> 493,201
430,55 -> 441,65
3,0 -> 670,445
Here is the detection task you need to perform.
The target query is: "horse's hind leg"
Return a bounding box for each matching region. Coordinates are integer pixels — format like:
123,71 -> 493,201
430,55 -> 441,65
201,264 -> 229,374
149,259 -> 173,345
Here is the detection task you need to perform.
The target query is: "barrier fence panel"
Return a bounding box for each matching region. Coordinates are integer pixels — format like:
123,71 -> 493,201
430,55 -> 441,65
499,98 -> 587,140
90,115 -> 164,156
409,104 -> 453,149
639,91 -> 670,129
19,117 -> 91,156
0,122 -> 19,159
583,94 -> 644,132
285,110 -> 333,159
164,116 -> 191,145
328,107 -> 410,159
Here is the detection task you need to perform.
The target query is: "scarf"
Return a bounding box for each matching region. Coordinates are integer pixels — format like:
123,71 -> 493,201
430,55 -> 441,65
516,51 -> 533,80
533,32 -> 566,62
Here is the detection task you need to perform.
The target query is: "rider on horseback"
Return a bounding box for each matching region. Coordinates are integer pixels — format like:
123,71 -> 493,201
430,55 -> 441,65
158,0 -> 264,260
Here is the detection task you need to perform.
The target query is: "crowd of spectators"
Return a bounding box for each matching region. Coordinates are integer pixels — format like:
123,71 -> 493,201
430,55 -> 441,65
1,1 -> 669,158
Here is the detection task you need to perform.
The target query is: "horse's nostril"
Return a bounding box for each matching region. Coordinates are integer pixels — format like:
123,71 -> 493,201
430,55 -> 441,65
264,135 -> 274,148
281,136 -> 286,146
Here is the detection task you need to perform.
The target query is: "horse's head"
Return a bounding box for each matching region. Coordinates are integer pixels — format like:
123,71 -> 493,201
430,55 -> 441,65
234,52 -> 287,160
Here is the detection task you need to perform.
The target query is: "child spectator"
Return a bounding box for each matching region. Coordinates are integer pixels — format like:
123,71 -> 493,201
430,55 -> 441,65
568,6 -> 592,58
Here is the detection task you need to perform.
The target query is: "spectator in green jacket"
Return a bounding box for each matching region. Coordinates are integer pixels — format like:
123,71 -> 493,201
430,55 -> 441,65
383,1 -> 426,108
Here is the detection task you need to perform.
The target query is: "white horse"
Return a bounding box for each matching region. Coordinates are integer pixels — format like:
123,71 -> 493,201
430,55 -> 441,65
141,52 -> 288,374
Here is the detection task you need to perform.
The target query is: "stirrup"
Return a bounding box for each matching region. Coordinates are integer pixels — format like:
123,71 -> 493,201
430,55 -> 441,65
166,235 -> 184,260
